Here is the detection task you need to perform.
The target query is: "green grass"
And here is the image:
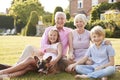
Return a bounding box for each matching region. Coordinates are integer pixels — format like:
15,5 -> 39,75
0,36 -> 120,80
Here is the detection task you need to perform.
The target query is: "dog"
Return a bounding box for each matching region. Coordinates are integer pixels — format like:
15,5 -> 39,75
34,56 -> 52,74
34,56 -> 75,75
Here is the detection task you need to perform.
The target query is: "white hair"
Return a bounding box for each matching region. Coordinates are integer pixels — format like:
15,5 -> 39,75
74,14 -> 88,26
55,12 -> 66,20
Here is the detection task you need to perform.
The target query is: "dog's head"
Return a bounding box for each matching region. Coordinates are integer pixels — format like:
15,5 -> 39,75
34,56 -> 52,74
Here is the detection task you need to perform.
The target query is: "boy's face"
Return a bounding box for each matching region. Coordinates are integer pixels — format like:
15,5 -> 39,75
91,34 -> 104,46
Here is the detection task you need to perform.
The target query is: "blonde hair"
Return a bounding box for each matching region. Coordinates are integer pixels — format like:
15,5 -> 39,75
74,14 -> 88,26
48,29 -> 60,44
55,12 -> 66,20
90,25 -> 105,38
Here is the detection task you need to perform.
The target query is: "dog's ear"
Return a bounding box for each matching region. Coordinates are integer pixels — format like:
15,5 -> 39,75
46,56 -> 52,63
34,56 -> 39,61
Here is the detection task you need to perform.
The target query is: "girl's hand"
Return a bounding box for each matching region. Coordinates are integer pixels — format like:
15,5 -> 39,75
49,60 -> 57,67
45,48 -> 57,54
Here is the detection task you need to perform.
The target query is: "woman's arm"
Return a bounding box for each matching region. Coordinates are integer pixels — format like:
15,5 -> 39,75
68,32 -> 74,60
66,56 -> 88,72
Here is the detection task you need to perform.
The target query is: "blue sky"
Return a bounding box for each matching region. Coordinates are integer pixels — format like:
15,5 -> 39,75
0,0 -> 69,13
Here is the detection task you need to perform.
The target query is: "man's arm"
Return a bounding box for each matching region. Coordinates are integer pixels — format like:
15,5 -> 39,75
40,27 -> 51,52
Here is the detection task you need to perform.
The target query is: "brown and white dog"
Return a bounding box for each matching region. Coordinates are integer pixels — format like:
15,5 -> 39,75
34,56 -> 75,75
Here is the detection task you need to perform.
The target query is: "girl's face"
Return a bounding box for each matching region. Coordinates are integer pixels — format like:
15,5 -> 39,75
48,31 -> 58,44
75,20 -> 85,30
91,34 -> 104,46
55,14 -> 66,29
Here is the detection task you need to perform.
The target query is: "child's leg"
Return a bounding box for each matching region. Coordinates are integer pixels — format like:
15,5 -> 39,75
75,65 -> 94,75
87,66 -> 115,78
0,57 -> 36,74
8,66 -> 35,78
0,66 -> 34,79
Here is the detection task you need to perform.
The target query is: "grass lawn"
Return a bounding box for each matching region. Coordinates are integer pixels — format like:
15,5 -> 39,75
0,36 -> 120,80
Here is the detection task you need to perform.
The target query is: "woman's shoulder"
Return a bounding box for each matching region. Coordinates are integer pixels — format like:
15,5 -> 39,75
85,29 -> 90,33
71,29 -> 77,34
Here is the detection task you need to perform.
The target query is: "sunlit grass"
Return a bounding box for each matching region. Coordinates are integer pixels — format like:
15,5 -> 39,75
0,36 -> 120,80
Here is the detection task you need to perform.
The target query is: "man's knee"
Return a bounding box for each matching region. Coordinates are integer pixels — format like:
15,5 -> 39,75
25,45 -> 34,50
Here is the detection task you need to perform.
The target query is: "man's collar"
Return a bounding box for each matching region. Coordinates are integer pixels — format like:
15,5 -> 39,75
54,26 -> 65,31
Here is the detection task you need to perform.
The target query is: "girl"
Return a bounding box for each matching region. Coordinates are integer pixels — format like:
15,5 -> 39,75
0,29 -> 62,79
66,26 -> 115,80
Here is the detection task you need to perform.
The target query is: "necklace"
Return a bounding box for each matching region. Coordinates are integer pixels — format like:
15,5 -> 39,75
78,34 -> 82,40
76,29 -> 85,41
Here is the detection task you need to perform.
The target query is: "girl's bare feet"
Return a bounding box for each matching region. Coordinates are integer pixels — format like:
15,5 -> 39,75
0,71 -> 4,75
0,74 -> 10,80
75,74 -> 88,79
101,77 -> 108,80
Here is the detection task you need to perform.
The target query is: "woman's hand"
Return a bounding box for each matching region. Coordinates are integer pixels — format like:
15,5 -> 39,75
104,40 -> 112,45
68,53 -> 75,61
66,63 -> 76,72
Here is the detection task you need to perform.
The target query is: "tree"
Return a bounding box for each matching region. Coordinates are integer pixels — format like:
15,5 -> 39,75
21,11 -> 39,36
66,13 -> 71,21
9,0 -> 44,33
52,6 -> 63,25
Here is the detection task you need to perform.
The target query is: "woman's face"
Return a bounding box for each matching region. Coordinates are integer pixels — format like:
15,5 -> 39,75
75,20 -> 85,30
48,31 -> 58,44
55,14 -> 66,29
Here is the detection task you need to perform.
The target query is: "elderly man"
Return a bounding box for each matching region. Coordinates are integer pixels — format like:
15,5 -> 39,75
17,12 -> 72,64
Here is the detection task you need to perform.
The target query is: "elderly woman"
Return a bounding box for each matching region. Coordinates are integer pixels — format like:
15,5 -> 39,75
68,14 -> 90,62
66,14 -> 111,80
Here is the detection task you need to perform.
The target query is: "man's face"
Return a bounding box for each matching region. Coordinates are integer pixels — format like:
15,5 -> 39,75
55,14 -> 66,29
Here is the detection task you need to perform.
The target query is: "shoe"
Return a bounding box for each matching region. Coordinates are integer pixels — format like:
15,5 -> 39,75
0,64 -> 11,70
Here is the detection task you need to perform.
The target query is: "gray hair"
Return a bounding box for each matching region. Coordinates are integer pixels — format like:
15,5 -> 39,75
55,12 -> 66,20
74,14 -> 88,26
